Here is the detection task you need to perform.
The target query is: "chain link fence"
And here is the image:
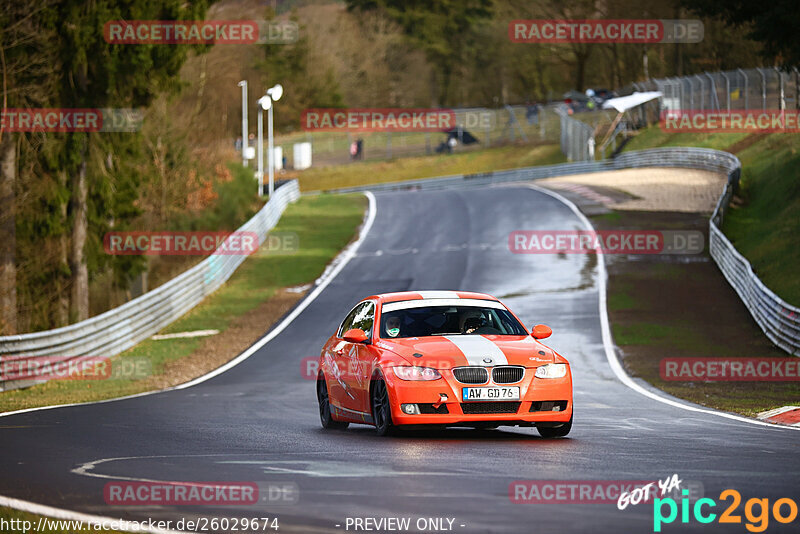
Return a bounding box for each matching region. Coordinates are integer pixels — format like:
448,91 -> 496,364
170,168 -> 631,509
273,105 -> 562,168
540,80 -> 800,355
623,67 -> 799,113
564,67 -> 800,162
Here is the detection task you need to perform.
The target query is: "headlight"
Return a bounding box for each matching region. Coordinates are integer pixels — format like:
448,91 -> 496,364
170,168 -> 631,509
535,363 -> 567,379
392,366 -> 442,381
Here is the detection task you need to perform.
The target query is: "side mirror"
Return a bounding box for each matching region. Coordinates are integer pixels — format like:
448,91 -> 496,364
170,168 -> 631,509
343,328 -> 368,343
531,324 -> 552,339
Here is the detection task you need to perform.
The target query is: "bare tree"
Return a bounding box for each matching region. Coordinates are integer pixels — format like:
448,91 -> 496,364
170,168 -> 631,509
0,1 -> 57,334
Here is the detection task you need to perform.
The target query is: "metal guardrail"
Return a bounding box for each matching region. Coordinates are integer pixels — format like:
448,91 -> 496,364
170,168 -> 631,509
2,147 -> 795,394
326,147 -> 729,194
0,180 -> 301,391
709,186 -> 800,356
330,147 -> 800,356
555,106 -> 595,162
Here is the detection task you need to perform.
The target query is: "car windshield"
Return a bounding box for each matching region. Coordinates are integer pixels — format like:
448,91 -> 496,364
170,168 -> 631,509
380,305 -> 527,338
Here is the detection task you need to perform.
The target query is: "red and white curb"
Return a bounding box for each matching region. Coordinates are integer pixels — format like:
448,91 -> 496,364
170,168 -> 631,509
757,406 -> 800,426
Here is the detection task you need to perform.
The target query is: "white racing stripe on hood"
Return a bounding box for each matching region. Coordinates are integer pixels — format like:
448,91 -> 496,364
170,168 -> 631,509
444,335 -> 508,366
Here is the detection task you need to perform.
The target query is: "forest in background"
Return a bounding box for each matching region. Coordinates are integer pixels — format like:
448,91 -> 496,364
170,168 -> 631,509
1,0 -> 795,334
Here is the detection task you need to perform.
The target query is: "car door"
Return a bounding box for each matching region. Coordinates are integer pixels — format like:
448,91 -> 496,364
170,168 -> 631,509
348,301 -> 376,413
332,301 -> 375,413
327,303 -> 361,410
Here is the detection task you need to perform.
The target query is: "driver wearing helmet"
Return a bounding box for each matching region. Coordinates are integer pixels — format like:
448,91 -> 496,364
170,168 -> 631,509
463,316 -> 484,334
385,315 -> 402,338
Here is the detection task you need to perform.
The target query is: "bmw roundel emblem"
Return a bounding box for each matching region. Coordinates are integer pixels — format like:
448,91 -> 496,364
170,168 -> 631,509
483,357 -> 493,364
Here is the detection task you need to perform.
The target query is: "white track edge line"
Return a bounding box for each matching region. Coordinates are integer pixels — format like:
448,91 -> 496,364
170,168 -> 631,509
176,191 -> 376,390
525,183 -> 799,432
0,192 -> 377,531
0,495 -> 184,534
0,192 -> 376,419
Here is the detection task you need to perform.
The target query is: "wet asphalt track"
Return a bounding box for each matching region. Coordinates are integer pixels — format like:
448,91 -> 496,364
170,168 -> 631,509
1,185 -> 799,534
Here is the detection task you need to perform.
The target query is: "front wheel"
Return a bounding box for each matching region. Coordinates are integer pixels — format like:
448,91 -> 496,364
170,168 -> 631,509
371,374 -> 394,436
317,373 -> 349,430
537,415 -> 572,438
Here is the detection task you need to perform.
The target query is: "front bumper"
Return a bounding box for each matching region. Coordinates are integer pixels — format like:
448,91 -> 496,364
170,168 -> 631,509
384,366 -> 573,426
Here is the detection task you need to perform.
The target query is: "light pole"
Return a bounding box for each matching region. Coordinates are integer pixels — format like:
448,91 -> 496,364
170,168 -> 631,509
257,95 -> 271,196
266,84 -> 283,197
237,80 -> 248,167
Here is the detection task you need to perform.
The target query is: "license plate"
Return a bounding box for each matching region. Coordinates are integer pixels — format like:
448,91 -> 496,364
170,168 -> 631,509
462,386 -> 520,401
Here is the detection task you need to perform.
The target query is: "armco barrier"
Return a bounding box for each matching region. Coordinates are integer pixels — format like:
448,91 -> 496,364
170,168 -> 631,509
328,147 -> 799,356
3,148 -> 796,394
0,180 -> 300,391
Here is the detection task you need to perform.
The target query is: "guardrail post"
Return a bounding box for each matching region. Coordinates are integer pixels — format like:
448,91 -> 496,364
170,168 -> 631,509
775,67 -> 785,111
704,72 -> 720,111
720,71 -> 731,112
757,67 -> 767,110
695,75 -> 705,110
737,68 -> 748,110
795,68 -> 800,110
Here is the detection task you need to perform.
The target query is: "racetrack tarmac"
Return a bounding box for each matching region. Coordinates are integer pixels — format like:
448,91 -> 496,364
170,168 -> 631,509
1,185 -> 798,533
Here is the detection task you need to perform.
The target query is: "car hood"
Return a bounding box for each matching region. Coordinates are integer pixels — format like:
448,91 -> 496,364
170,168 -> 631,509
375,335 -> 555,368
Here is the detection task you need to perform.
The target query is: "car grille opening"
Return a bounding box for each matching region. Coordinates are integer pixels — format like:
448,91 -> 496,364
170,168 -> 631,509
529,401 -> 569,412
453,366 -> 489,384
492,366 -> 525,384
461,402 -> 521,414
416,403 -> 449,414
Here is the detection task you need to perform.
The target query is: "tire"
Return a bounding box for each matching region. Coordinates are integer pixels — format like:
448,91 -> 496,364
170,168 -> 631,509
537,415 -> 572,438
317,373 -> 349,430
370,374 -> 394,436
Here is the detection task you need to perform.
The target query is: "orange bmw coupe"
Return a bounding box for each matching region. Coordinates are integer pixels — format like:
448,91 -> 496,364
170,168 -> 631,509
316,291 -> 573,437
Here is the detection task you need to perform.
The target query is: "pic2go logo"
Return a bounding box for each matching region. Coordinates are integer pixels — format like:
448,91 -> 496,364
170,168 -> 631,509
654,489 -> 798,532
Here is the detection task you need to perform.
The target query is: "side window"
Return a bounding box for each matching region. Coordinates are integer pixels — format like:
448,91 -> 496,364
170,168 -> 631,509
338,304 -> 362,337
351,301 -> 375,339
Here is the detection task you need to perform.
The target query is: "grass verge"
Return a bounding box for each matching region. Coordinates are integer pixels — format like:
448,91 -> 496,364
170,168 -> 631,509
593,209 -> 800,417
0,193 -> 366,414
624,128 -> 800,306
286,142 -> 564,192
